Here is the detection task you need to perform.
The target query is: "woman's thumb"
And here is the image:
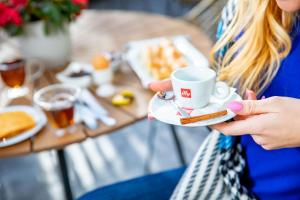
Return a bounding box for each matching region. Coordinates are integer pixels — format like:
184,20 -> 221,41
148,80 -> 172,92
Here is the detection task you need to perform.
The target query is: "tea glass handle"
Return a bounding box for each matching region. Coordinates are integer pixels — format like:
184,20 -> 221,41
213,81 -> 230,99
26,59 -> 45,82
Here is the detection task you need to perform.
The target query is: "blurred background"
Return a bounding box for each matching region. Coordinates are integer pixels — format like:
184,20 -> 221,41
89,0 -> 227,40
0,0 -> 227,199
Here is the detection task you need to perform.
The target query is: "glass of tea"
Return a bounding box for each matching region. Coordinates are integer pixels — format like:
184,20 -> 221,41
33,84 -> 80,136
0,58 -> 44,105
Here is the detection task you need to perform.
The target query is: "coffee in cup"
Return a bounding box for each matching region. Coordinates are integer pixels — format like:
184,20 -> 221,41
171,67 -> 229,109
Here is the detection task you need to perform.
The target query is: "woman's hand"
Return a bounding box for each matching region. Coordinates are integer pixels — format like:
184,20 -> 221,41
148,80 -> 172,120
148,80 -> 172,92
212,95 -> 300,150
149,81 -> 300,150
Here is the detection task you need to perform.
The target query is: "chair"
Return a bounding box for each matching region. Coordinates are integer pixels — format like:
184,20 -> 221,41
184,0 -> 228,41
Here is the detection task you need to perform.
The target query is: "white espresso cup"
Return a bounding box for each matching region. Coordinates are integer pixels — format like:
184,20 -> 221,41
171,67 -> 230,109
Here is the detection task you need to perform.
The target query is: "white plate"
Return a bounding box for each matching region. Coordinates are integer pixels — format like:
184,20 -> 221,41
125,36 -> 209,87
0,105 -> 47,148
148,88 -> 242,127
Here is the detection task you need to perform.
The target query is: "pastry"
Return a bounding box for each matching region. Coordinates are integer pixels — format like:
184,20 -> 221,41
0,111 -> 35,139
141,38 -> 188,80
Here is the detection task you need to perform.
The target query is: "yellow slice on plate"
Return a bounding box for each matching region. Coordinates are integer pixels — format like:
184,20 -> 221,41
0,111 -> 35,139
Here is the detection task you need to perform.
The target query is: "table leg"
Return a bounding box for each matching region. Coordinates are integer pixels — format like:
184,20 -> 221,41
206,126 -> 212,132
57,149 -> 73,200
169,125 -> 186,165
144,121 -> 157,173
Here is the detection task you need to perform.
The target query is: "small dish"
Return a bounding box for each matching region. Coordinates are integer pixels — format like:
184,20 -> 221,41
0,105 -> 47,147
148,88 -> 242,127
56,62 -> 93,88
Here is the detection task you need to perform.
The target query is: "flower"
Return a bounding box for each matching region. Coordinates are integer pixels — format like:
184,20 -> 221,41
0,3 -> 22,27
8,8 -> 23,26
0,3 -> 10,26
72,0 -> 88,5
1,0 -> 88,36
11,0 -> 28,10
72,0 -> 88,16
72,0 -> 88,8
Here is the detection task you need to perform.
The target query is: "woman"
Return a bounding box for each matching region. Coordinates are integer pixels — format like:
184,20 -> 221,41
80,1 -> 300,200
150,0 -> 300,199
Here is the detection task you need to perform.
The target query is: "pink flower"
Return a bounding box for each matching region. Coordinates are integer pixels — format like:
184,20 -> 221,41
72,0 -> 88,16
11,0 -> 28,10
0,1 -> 24,27
0,3 -> 10,26
9,8 -> 22,26
0,4 -> 22,27
72,0 -> 88,5
72,0 -> 88,8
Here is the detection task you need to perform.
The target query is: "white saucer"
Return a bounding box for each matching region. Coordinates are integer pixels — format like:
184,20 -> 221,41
148,88 -> 242,127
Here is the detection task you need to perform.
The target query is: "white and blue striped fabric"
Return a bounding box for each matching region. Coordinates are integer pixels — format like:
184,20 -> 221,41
170,131 -> 231,200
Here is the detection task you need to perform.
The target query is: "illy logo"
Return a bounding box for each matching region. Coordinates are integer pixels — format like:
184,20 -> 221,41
181,88 -> 191,98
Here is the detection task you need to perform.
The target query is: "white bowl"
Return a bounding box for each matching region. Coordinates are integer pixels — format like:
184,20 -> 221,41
56,62 -> 93,88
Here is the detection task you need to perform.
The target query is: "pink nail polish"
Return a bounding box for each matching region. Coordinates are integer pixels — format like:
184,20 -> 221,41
227,101 -> 243,112
148,113 -> 155,120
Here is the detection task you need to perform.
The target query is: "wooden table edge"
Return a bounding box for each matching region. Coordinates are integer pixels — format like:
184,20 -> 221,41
82,116 -> 147,138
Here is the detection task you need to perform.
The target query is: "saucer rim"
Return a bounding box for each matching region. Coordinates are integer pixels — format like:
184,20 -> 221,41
148,89 -> 242,127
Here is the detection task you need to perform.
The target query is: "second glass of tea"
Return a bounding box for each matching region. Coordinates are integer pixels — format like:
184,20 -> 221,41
0,59 -> 28,98
0,58 -> 44,106
33,84 -> 80,136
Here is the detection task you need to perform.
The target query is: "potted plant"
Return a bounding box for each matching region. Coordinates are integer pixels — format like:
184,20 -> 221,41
0,0 -> 88,68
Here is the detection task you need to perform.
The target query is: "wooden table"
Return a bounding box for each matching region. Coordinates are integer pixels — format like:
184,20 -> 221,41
0,10 -> 212,200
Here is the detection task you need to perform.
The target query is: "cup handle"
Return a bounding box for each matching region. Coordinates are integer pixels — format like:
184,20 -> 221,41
26,59 -> 45,82
213,81 -> 230,99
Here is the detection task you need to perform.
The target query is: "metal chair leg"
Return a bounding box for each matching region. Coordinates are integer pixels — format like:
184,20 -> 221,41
144,121 -> 157,173
57,149 -> 73,200
169,125 -> 186,165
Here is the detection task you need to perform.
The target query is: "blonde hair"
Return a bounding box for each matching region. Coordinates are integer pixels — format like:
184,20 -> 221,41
211,0 -> 296,96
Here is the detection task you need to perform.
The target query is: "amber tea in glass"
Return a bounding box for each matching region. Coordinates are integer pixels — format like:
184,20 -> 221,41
34,84 -> 80,136
47,94 -> 75,128
0,59 -> 26,88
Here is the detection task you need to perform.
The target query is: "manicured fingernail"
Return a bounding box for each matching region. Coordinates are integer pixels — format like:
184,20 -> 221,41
227,101 -> 243,112
261,96 -> 266,99
148,113 -> 155,120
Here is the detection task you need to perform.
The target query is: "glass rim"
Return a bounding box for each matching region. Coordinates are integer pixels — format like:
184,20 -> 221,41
0,59 -> 25,71
33,84 -> 81,110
